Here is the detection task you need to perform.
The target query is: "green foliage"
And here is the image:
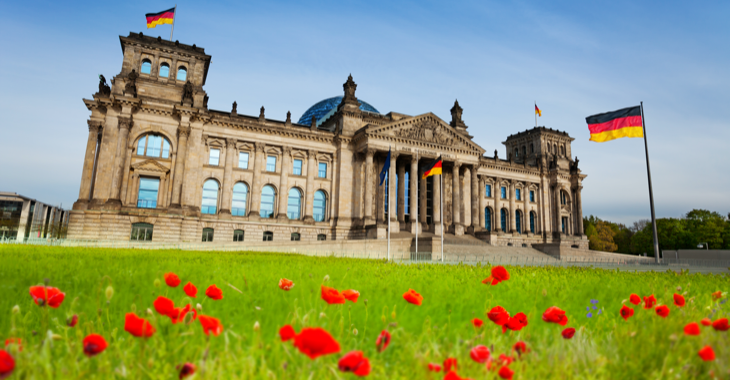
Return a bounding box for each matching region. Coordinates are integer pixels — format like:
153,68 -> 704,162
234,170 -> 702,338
0,246 -> 728,379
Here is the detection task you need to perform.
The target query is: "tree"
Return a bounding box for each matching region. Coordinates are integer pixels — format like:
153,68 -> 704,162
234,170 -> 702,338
686,209 -> 725,249
589,221 -> 618,252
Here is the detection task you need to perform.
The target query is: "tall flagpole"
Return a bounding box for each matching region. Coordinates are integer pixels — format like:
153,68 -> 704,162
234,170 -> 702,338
387,159 -> 391,261
170,4 -> 177,41
440,158 -> 444,263
640,102 -> 660,263
535,101 -> 537,128
415,152 -> 419,257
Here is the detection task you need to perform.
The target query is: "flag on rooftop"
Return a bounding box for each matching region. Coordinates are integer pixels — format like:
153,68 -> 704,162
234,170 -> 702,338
146,7 -> 175,29
535,104 -> 542,117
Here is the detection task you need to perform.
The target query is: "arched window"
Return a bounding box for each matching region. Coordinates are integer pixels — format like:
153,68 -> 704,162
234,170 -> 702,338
485,207 -> 492,231
560,145 -> 565,156
522,146 -> 526,157
202,228 -> 214,242
136,134 -> 171,159
291,232 -> 301,241
500,209 -> 507,232
233,229 -> 244,242
159,63 -> 170,78
141,59 -> 152,74
176,66 -> 187,81
130,223 -> 153,241
260,185 -> 276,218
313,190 -> 327,222
516,210 -> 522,234
287,188 -> 302,220
232,183 -> 248,216
514,147 -> 519,158
263,231 -> 273,241
560,190 -> 568,205
553,144 -> 557,154
201,180 -> 219,214
530,143 -> 534,153
530,211 -> 536,233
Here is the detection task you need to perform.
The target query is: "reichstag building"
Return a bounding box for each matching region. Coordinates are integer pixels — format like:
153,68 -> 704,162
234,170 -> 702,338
69,32 -> 587,253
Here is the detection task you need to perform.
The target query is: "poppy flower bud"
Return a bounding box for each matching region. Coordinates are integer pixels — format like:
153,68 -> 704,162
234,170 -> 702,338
352,328 -> 358,336
44,278 -> 50,286
381,315 -> 386,323
130,304 -> 137,313
196,303 -> 202,312
302,315 -> 309,324
146,308 -> 153,316
253,321 -> 260,331
323,275 -> 330,282
391,310 -> 396,320
105,286 -> 114,301
364,299 -> 368,306
183,311 -> 194,325
51,333 -> 62,341
11,305 -> 20,315
542,289 -> 547,297
154,279 -> 161,288
319,312 -> 327,319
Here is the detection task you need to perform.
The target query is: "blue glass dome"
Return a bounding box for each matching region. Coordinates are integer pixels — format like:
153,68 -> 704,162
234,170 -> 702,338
297,96 -> 379,125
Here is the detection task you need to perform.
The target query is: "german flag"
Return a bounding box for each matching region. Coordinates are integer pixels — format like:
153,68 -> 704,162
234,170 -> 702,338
586,105 -> 643,143
535,104 -> 541,117
146,8 -> 175,29
422,156 -> 443,179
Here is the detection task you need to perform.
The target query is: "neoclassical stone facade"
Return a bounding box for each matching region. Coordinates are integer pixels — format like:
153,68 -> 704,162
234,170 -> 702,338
68,32 -> 587,251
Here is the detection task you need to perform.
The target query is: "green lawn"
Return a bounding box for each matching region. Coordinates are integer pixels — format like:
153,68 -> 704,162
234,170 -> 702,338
0,245 -> 727,379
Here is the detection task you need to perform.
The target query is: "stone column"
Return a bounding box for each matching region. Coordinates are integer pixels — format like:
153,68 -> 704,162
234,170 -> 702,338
470,165 -> 479,233
364,149 -> 375,224
76,121 -> 102,204
452,162 -> 461,230
249,142 -> 266,219
433,167 -> 442,235
535,184 -> 542,234
554,184 -> 562,235
397,159 -> 405,224
420,164 -> 427,225
409,156 -> 419,234
170,126 -> 190,207
478,176 -> 486,229
523,184 -> 530,233
108,117 -> 133,206
277,146 -> 292,221
494,178 -> 501,232
303,149 -> 317,223
389,152 -> 399,230
509,181 -> 516,233
219,138 -> 237,216
576,185 -> 584,235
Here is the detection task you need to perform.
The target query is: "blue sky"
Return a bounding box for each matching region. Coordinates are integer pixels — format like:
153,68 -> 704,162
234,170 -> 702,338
1,1 -> 728,224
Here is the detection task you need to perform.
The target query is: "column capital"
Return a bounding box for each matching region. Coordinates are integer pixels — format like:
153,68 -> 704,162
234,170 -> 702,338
87,120 -> 102,133
178,126 -> 191,138
255,142 -> 266,153
308,149 -> 317,159
453,161 -> 461,170
282,146 -> 292,156
117,117 -> 133,131
365,148 -> 376,158
226,138 -> 237,148
391,151 -> 400,160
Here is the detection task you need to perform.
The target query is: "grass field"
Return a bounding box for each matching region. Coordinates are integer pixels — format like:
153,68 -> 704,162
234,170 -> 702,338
0,245 -> 727,379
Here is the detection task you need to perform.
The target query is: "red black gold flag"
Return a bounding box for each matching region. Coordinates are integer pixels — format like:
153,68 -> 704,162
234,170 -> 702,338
585,105 -> 643,143
422,156 -> 443,179
535,104 -> 541,117
146,8 -> 175,29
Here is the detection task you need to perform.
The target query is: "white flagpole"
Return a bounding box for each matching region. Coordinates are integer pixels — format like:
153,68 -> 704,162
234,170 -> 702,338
440,157 -> 444,263
415,152 -> 418,257
169,4 -> 177,41
387,161 -> 391,261
535,101 -> 537,128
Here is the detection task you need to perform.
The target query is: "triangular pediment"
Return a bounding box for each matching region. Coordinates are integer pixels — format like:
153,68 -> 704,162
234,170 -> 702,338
365,113 -> 484,153
132,159 -> 170,173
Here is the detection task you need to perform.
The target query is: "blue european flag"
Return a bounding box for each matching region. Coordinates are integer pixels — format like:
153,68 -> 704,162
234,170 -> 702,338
379,148 -> 391,186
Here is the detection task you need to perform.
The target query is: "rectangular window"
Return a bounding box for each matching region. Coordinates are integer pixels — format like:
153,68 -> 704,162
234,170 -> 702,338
318,162 -> 327,178
266,156 -> 276,172
137,178 -> 160,208
202,228 -> 214,242
516,189 -> 521,201
530,190 -> 535,202
501,187 -> 507,199
233,230 -> 244,242
209,149 -> 220,166
561,217 -> 567,233
486,184 -> 492,197
238,152 -> 249,169
293,159 -> 303,175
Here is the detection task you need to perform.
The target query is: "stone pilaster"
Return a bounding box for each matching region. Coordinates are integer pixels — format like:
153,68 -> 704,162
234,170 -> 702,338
452,162 -> 462,235
218,138 -> 237,217
74,120 -> 102,209
575,185 -> 584,235
388,152 -> 399,230
106,116 -> 133,208
409,156 -> 419,234
420,165 -> 427,225
468,165 -> 480,234
277,146 -> 292,221
494,177 -> 501,232
364,149 -> 375,225
248,142 -> 266,220
523,183 -> 530,233
433,166 -> 442,235
303,149 -> 317,224
169,126 -> 190,209
509,180 -> 517,233
478,176 -> 486,230
397,159 -> 405,224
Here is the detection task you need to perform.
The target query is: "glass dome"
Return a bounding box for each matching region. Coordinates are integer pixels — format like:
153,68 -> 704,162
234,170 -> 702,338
297,96 -> 379,125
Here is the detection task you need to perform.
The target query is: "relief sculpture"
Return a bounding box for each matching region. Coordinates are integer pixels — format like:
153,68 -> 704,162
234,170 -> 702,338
395,120 -> 455,146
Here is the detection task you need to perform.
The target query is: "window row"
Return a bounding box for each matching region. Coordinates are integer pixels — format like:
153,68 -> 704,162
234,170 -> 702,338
140,60 -> 187,81
209,150 -> 328,179
131,223 -> 327,242
485,185 -> 535,202
484,208 -> 536,234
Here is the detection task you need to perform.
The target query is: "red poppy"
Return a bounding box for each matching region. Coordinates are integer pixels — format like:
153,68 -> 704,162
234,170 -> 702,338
170,304 -> 196,324
124,313 -> 156,338
700,318 -> 712,326
684,322 -> 701,336
619,305 -> 634,321
321,286 -> 346,304
561,327 -> 576,339
482,266 -> 510,285
711,291 -> 722,300
4,338 -> 21,352
497,354 -> 513,366
82,334 -> 108,357
698,346 -> 715,361
153,296 -> 175,317
503,312 -> 528,333
443,357 -> 457,372
629,293 -> 641,305
198,315 -> 223,336
444,371 -> 473,380
470,345 -> 491,363
183,282 -> 197,298
712,318 -> 729,331
655,305 -> 670,318
177,363 -> 196,379
342,289 -> 360,303
279,325 -> 296,341
427,363 -> 442,372
278,278 -> 294,291
205,284 -> 223,300
338,351 -> 371,376
513,341 -> 529,355
164,272 -> 181,287
673,293 -> 685,307
67,314 -> 78,327
0,349 -> 14,379
487,306 -> 510,326
643,295 -> 656,309
471,318 -> 484,328
375,330 -> 391,352
29,285 -> 65,308
293,327 -> 341,359
498,366 -> 514,380
542,306 -> 568,326
403,289 -> 423,306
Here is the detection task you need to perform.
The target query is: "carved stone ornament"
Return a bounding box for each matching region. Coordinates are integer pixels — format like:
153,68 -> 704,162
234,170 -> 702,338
286,111 -> 291,124
365,148 -> 376,158
181,81 -> 194,104
87,120 -> 102,133
231,101 -> 237,114
311,116 -> 317,129
117,117 -> 133,130
283,146 -> 292,156
259,106 -> 265,120
308,149 -> 317,159
226,138 -> 237,148
255,142 -> 266,153
98,75 -> 111,96
394,120 -> 455,146
203,95 -> 209,108
494,149 -> 498,159
341,74 -> 358,106
178,126 -> 191,138
124,70 -> 138,98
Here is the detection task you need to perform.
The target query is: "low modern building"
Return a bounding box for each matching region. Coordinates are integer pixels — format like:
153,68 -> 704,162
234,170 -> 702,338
68,32 -> 587,252
0,192 -> 68,241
